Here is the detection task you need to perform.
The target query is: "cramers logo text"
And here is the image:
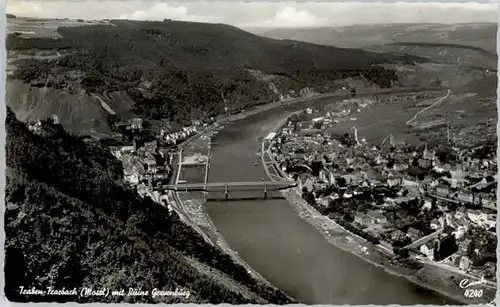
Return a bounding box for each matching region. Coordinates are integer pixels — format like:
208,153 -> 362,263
459,276 -> 487,299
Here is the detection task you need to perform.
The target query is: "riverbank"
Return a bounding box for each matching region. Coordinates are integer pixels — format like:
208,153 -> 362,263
169,91 -> 364,294
170,91 -> 382,297
172,87 -> 493,304
170,122 -> 297,301
169,93 -> 363,298
262,111 -> 496,305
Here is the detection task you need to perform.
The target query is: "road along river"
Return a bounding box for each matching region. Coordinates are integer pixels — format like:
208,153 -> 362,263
205,93 -> 460,305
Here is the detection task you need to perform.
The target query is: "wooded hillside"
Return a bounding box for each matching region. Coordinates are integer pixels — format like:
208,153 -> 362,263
7,19 -> 425,125
4,107 -> 293,304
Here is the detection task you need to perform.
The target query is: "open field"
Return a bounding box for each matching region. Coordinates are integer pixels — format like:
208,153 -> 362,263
325,93 -> 446,146
183,138 -> 210,158
259,23 -> 497,53
369,43 -> 497,70
99,91 -> 139,121
5,18 -> 139,137
6,17 -> 110,38
179,165 -> 206,184
5,81 -> 139,137
410,90 -> 497,147
389,23 -> 497,53
325,83 -> 496,147
412,93 -> 496,127
259,24 -> 497,74
384,63 -> 495,88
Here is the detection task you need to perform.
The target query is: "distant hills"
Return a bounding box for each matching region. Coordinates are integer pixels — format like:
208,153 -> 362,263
7,19 -> 427,134
258,23 -> 497,52
366,42 -> 497,70
8,19 -> 424,72
6,20 -> 496,137
258,23 -> 497,69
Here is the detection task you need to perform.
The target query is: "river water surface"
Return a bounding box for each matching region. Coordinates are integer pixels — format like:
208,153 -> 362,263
206,96 -> 458,305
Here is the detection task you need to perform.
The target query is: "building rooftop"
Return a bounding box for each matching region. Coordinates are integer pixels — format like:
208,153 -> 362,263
407,227 -> 421,236
366,210 -> 386,220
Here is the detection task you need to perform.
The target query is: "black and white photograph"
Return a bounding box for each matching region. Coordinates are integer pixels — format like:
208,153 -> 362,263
3,0 -> 499,305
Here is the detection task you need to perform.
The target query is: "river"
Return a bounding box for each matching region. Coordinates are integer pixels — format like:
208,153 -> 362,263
205,95 -> 459,305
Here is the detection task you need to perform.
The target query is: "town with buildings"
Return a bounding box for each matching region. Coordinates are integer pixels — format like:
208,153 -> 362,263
25,92 -> 497,286
108,118 -> 205,206
268,97 -> 497,283
29,114 -> 209,213
26,115 -> 184,208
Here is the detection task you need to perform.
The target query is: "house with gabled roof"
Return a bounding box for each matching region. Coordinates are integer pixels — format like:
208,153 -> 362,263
366,210 -> 388,224
407,227 -> 422,241
355,213 -> 372,226
391,229 -> 406,243
420,242 -> 435,260
467,209 -> 487,226
458,238 -> 471,255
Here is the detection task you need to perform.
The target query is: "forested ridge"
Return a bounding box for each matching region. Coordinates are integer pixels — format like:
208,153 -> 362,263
4,107 -> 294,304
7,19 -> 425,125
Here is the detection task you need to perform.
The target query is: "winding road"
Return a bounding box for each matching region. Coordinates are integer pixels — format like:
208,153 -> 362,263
406,89 -> 451,126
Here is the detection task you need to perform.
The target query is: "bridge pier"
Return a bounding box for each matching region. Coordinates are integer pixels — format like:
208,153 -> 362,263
264,183 -> 268,200
225,183 -> 228,201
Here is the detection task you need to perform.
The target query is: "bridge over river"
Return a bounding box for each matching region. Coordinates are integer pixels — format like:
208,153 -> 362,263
161,180 -> 297,200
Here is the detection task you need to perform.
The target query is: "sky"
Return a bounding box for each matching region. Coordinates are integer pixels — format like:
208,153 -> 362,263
6,1 -> 499,28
